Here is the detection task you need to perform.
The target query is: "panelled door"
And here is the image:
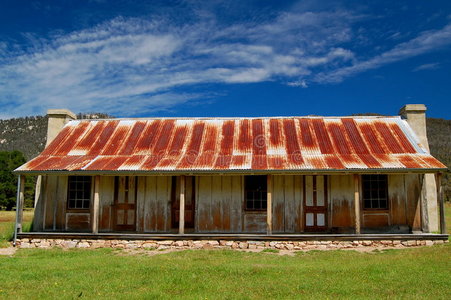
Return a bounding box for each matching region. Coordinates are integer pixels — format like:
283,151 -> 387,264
304,175 -> 328,232
113,176 -> 137,231
171,176 -> 195,230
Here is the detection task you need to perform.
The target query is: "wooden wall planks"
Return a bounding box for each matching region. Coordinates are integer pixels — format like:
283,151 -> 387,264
43,175 -> 69,231
99,176 -> 114,231
139,176 -> 172,232
34,173 -> 425,234
196,176 -> 243,233
329,175 -> 354,229
405,174 -> 422,231
389,174 -> 407,226
271,175 -> 303,233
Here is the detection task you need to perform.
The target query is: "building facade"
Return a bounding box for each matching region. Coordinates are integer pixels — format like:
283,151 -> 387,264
14,105 -> 447,240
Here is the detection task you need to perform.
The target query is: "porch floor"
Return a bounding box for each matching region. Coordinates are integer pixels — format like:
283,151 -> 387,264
18,232 -> 449,241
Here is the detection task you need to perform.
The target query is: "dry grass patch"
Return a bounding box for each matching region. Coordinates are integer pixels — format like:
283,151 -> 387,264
0,210 -> 33,247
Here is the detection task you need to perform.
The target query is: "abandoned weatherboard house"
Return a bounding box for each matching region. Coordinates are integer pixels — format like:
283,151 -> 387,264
13,105 -> 448,249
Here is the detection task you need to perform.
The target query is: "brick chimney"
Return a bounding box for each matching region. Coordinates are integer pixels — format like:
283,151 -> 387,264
46,109 -> 77,146
399,104 -> 437,232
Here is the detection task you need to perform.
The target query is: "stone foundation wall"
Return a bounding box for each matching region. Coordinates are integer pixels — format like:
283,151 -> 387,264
15,238 -> 447,250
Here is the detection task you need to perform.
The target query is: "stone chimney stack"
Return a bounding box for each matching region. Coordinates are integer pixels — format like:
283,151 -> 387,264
399,104 -> 437,232
34,109 -> 77,223
46,109 -> 77,146
399,104 -> 429,152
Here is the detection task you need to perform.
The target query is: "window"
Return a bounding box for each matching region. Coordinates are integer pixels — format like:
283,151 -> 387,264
245,175 -> 267,210
362,175 -> 388,209
67,176 -> 92,209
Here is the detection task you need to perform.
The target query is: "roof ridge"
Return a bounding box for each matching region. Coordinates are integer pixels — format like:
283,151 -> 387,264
71,116 -> 401,122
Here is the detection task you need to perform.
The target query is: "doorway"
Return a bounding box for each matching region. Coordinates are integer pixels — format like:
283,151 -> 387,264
171,176 -> 196,230
113,176 -> 137,231
304,175 -> 328,232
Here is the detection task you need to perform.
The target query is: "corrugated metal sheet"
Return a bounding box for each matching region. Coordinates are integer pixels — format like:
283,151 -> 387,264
16,116 -> 447,173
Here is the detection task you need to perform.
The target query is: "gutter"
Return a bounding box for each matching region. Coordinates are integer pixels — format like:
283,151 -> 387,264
13,167 -> 448,176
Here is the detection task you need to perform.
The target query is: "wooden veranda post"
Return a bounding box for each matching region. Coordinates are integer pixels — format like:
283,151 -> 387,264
436,173 -> 446,234
354,174 -> 361,234
18,175 -> 25,232
13,175 -> 25,246
92,175 -> 100,234
267,174 -> 272,235
179,175 -> 185,234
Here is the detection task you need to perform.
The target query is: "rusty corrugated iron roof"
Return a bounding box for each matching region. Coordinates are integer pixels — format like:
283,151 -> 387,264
15,116 -> 447,173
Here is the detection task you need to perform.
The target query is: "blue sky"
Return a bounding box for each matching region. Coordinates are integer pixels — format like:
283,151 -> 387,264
0,0 -> 450,119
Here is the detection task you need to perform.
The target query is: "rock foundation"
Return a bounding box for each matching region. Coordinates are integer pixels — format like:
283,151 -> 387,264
15,238 -> 447,250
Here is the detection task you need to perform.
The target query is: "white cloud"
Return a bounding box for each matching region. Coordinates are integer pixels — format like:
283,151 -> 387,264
0,5 -> 450,118
0,10 -> 359,117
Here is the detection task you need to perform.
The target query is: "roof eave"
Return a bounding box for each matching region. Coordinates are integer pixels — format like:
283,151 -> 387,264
13,167 -> 448,176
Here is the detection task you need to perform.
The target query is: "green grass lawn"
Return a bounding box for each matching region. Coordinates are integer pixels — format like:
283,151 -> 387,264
0,210 -> 33,248
0,246 -> 450,299
0,206 -> 450,299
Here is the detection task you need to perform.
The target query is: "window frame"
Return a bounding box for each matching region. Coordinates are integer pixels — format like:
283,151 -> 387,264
362,174 -> 389,210
244,175 -> 268,212
67,176 -> 92,211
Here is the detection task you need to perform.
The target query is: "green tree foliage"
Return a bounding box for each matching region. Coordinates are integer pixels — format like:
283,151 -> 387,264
0,151 -> 34,210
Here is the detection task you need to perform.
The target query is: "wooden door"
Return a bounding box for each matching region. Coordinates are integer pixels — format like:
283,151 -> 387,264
113,176 -> 136,231
172,176 -> 195,230
304,175 -> 328,232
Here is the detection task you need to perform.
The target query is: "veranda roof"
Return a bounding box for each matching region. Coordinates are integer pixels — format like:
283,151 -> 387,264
15,116 -> 447,174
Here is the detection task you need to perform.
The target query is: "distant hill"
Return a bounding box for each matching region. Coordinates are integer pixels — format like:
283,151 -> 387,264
0,113 -> 449,201
426,118 -> 451,201
0,113 -> 113,160
0,116 -> 47,161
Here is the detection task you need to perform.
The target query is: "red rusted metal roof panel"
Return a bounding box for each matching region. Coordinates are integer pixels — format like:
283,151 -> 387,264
16,116 -> 447,173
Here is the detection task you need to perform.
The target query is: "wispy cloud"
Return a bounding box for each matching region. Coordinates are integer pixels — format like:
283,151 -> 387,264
287,80 -> 308,88
0,4 -> 450,118
0,10 -> 359,117
315,24 -> 451,83
412,62 -> 440,72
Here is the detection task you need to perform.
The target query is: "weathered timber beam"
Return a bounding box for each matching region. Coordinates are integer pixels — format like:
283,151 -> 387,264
179,175 -> 185,235
18,175 -> 25,233
420,174 -> 430,233
92,175 -> 100,234
267,174 -> 272,235
436,173 -> 446,234
13,175 -> 25,246
354,174 -> 361,234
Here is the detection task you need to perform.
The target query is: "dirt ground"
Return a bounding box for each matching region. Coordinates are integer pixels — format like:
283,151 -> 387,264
0,247 -> 16,256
